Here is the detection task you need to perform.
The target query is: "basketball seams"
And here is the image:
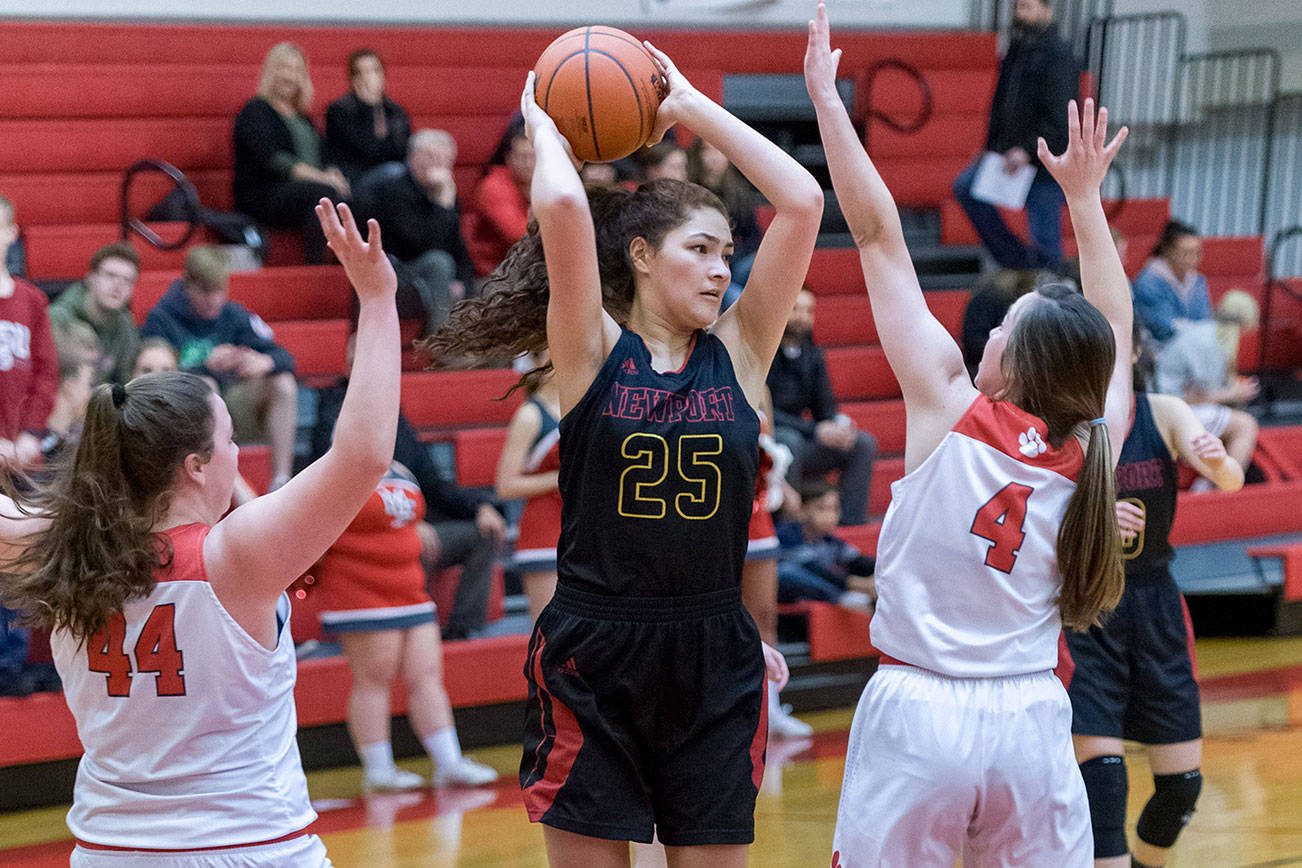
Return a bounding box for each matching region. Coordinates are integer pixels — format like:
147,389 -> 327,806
583,27 -> 602,161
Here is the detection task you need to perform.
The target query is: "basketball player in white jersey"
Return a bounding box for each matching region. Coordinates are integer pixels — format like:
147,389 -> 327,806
806,3 -> 1132,864
0,200 -> 398,867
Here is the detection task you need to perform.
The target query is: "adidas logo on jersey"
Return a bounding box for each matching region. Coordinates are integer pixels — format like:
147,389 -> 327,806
621,358 -> 638,376
558,657 -> 580,676
1018,427 -> 1047,457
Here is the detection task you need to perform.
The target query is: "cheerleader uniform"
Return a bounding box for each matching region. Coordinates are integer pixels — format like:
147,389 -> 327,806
512,396 -> 562,574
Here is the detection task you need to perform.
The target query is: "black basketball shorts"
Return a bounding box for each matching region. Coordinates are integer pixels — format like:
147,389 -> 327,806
1065,572 -> 1202,745
520,582 -> 768,846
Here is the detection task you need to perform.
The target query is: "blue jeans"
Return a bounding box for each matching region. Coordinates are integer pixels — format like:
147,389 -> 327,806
777,562 -> 845,604
0,606 -> 29,694
953,158 -> 1065,271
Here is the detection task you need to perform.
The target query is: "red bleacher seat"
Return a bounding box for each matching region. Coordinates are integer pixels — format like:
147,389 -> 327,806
870,114 -> 984,160
130,266 -> 352,326
400,369 -> 523,429
869,455 -> 906,515
272,319 -> 349,380
812,290 -> 968,347
0,118 -> 232,174
825,345 -> 899,401
877,157 -> 971,209
26,223 -> 215,279
841,399 -> 907,455
236,444 -> 271,495
806,247 -> 864,295
861,68 -> 995,120
454,427 -> 508,489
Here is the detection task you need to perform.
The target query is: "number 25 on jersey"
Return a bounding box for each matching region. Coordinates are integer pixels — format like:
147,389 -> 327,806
970,483 -> 1034,573
87,604 -> 186,697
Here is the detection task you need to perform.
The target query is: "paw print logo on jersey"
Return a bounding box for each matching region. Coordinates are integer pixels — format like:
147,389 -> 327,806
378,483 -> 417,528
1018,427 -> 1046,457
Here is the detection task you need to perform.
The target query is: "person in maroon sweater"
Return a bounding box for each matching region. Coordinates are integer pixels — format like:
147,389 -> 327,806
0,197 -> 57,468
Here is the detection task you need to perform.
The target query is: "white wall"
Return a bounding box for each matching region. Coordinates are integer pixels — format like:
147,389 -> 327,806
1113,0 -> 1208,51
0,0 -> 969,29
1208,1 -> 1302,93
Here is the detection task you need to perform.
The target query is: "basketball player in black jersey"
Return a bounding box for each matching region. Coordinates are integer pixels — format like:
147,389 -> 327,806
423,46 -> 821,867
1066,339 -> 1243,868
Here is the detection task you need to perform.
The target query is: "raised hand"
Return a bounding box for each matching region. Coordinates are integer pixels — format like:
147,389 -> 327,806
1190,431 -> 1228,465
314,199 -> 396,302
805,0 -> 842,106
642,42 -> 698,146
1037,98 -> 1128,202
521,71 -> 582,170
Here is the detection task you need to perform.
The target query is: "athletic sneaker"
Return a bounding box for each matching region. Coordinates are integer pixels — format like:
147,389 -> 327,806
362,767 -> 426,792
769,703 -> 814,738
434,756 -> 499,788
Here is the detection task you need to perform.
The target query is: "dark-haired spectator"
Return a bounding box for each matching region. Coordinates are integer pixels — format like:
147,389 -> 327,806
131,336 -> 180,379
465,114 -> 533,277
233,42 -> 350,264
635,139 -> 688,182
960,268 -> 1040,378
775,482 -> 875,610
48,242 -> 141,385
312,334 -> 506,641
361,129 -> 476,335
1133,219 -> 1213,345
0,196 -> 57,470
325,48 -> 412,185
141,246 -> 297,490
952,0 -> 1077,271
767,289 -> 876,525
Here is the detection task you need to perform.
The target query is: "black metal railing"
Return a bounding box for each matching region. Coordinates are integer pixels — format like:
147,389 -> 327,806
859,58 -> 933,153
119,159 -> 201,250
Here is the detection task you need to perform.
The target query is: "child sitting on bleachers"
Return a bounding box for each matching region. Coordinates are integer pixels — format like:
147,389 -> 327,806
776,481 -> 876,611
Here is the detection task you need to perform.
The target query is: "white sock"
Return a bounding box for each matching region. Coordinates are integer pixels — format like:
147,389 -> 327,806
767,679 -> 782,713
359,740 -> 396,777
423,726 -> 462,769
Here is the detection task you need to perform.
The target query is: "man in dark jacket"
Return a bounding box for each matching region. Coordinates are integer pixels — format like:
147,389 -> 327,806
141,246 -> 297,489
358,130 -> 476,335
953,0 -> 1079,271
311,339 -> 506,641
767,290 -> 876,526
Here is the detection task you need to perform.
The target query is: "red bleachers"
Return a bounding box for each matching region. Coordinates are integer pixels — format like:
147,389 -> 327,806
401,369 -> 524,429
454,427 -> 509,489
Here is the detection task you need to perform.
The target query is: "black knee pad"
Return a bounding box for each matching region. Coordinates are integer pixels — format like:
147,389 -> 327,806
1079,755 -> 1129,858
1136,769 -> 1202,848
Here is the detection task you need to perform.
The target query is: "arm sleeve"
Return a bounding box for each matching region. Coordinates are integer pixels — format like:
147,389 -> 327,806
21,294 -> 58,432
1132,270 -> 1177,342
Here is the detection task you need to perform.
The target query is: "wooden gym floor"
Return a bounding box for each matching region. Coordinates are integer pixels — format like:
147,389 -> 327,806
2,636 -> 1300,867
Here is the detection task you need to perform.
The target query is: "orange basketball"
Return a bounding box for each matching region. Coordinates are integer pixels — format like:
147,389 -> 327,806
533,26 -> 665,163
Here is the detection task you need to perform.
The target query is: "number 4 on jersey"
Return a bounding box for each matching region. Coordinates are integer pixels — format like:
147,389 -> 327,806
970,483 -> 1034,573
87,604 -> 187,697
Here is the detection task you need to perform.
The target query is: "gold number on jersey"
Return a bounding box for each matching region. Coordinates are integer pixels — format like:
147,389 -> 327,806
618,433 -> 724,520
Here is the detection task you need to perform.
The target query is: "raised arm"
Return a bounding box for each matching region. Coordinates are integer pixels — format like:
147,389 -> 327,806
805,1 -> 973,465
1037,99 -> 1131,457
520,74 -> 617,413
205,201 -> 399,617
495,402 -> 559,500
1150,393 -> 1244,492
643,45 -> 823,399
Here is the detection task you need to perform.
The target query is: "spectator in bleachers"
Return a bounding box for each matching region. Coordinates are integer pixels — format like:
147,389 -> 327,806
325,49 -> 412,185
952,0 -> 1077,272
775,481 -> 876,611
39,321 -> 97,467
234,42 -> 350,265
961,268 -> 1039,378
495,358 -> 560,624
130,337 -> 181,379
634,140 -> 689,182
688,137 -> 763,308
767,288 -> 876,525
361,130 -> 476,335
465,114 -> 532,277
1133,219 -> 1213,346
313,459 -> 499,791
141,246 -> 298,490
48,242 -> 141,386
312,332 -> 506,641
0,196 -> 57,470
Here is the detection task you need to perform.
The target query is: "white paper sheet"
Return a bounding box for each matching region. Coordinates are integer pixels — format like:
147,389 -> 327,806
970,151 -> 1036,210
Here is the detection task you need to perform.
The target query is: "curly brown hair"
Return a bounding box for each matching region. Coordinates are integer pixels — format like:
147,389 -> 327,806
0,373 -> 216,643
420,178 -> 728,395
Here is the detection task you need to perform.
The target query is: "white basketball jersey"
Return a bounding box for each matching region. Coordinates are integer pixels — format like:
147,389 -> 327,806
870,396 -> 1084,677
51,523 -> 316,850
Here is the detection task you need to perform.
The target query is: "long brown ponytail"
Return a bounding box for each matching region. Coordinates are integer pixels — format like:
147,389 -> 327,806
420,179 -> 729,394
1003,284 -> 1125,630
0,373 -> 215,642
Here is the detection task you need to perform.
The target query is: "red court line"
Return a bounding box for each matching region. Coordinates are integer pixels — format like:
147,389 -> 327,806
1199,663 -> 1302,704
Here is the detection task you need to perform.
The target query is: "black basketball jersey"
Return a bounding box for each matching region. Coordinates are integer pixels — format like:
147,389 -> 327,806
1115,392 -> 1178,577
556,327 -> 760,597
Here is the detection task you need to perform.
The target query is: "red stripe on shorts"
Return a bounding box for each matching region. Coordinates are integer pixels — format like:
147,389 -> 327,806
750,672 -> 768,792
1180,593 -> 1199,681
523,634 -> 584,822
